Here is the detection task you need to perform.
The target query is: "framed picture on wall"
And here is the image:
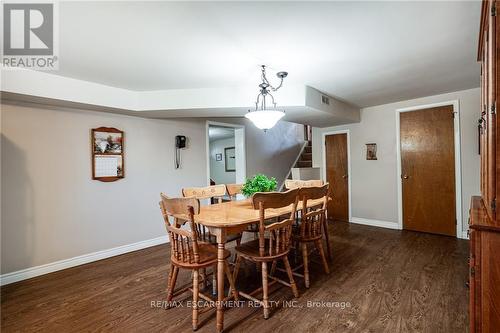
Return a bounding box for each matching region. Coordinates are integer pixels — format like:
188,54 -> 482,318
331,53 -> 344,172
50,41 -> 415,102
91,127 -> 125,182
366,143 -> 377,160
216,153 -> 222,161
225,147 -> 236,172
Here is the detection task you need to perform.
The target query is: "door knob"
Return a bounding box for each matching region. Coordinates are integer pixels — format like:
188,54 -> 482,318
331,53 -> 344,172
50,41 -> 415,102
403,174 -> 409,179
342,174 -> 348,179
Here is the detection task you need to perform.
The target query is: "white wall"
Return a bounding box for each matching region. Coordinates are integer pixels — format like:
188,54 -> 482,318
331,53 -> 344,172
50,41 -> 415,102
312,88 -> 480,234
1,104 -> 207,274
1,104 -> 304,278
209,137 -> 236,184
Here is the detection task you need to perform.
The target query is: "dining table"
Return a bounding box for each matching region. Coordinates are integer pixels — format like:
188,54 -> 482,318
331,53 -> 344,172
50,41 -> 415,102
173,197 -> 329,333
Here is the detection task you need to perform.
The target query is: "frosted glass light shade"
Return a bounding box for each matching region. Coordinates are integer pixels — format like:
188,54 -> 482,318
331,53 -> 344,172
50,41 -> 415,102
245,110 -> 285,130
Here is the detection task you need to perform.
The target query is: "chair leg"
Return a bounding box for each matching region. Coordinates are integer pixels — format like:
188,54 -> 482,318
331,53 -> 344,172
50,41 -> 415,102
261,262 -> 270,319
167,266 -> 179,302
315,240 -> 330,274
192,269 -> 199,331
302,242 -> 310,288
232,255 -> 242,283
212,264 -> 217,296
322,218 -> 332,261
232,235 -> 242,264
283,256 -> 299,298
270,260 -> 277,276
229,255 -> 241,297
294,240 -> 300,264
203,268 -> 208,289
166,263 -> 174,293
224,261 -> 238,300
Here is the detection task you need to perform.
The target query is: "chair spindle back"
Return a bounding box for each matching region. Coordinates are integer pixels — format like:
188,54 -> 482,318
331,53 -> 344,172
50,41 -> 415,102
159,194 -> 203,264
298,184 -> 329,240
252,189 -> 300,257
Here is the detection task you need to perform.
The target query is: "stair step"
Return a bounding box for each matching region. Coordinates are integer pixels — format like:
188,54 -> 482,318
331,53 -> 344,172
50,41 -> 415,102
303,146 -> 312,154
301,153 -> 312,161
296,161 -> 313,168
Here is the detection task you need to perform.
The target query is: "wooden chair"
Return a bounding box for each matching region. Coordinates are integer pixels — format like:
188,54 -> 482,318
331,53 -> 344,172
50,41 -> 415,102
159,195 -> 238,331
284,179 -> 323,190
293,184 -> 330,288
182,184 -> 227,204
233,188 -> 300,319
284,179 -> 332,260
182,184 -> 241,244
182,184 -> 242,284
226,183 -> 243,200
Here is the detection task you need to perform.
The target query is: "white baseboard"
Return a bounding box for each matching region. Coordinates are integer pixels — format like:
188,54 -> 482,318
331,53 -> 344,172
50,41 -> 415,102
0,235 -> 169,286
350,217 -> 400,230
461,230 -> 469,240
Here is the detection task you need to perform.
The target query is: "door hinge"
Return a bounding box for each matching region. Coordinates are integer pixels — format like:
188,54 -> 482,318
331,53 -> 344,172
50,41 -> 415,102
492,3 -> 497,16
455,219 -> 457,225
492,198 -> 496,212
491,102 -> 496,114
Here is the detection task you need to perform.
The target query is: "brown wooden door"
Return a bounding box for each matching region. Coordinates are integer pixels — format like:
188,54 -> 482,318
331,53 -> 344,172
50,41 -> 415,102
400,106 -> 456,236
325,133 -> 348,221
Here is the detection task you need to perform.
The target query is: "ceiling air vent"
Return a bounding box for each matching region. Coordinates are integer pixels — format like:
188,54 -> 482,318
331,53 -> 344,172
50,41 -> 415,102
321,95 -> 330,105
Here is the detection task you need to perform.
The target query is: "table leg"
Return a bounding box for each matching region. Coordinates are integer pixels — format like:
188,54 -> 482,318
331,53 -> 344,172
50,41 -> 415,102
323,217 -> 332,261
216,231 -> 226,333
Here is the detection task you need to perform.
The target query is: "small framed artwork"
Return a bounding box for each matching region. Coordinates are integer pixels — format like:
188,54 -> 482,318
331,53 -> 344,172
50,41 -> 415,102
225,146 -> 236,172
366,143 -> 377,160
215,153 -> 222,161
91,127 -> 125,182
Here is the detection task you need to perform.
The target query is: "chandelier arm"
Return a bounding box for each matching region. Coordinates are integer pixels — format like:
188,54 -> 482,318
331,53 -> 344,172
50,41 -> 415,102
260,65 -> 284,92
255,93 -> 262,110
267,92 -> 276,108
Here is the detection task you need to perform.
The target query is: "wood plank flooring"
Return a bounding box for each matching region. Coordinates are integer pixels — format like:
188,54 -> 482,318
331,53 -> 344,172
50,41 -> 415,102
1,222 -> 469,332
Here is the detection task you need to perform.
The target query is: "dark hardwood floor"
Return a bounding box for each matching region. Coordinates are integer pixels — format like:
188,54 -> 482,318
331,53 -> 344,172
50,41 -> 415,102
1,222 -> 469,332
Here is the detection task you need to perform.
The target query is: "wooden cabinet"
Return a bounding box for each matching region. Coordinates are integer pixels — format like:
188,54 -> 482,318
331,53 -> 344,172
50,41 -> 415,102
470,2 -> 500,331
469,198 -> 500,332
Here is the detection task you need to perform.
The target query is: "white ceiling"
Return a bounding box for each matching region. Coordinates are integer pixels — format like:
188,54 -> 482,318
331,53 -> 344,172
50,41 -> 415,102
209,126 -> 235,141
52,1 -> 481,108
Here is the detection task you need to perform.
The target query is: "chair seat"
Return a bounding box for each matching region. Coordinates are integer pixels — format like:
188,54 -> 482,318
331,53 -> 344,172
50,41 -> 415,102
172,243 -> 231,268
235,239 -> 289,261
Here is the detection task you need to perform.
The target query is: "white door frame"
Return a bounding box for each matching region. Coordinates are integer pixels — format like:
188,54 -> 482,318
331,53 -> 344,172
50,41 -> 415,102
322,129 -> 352,222
206,121 -> 246,186
395,100 -> 463,238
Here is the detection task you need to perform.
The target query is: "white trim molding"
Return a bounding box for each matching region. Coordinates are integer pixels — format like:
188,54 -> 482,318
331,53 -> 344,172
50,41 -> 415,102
395,100 -> 463,238
0,236 -> 168,286
321,129 -> 352,222
350,217 -> 400,230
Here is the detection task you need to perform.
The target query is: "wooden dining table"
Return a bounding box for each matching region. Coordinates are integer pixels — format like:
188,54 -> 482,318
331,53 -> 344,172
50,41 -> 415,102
174,197 -> 328,333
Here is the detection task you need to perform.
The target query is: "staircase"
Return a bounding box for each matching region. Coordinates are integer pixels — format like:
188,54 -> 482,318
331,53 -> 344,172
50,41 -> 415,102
293,141 -> 312,169
280,126 -> 320,190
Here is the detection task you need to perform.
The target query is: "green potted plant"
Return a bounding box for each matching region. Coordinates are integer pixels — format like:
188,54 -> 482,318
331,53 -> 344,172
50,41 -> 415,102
241,174 -> 278,197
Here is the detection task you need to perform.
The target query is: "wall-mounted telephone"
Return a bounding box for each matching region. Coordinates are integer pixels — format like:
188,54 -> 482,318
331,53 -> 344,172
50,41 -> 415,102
175,135 -> 186,149
175,135 -> 186,169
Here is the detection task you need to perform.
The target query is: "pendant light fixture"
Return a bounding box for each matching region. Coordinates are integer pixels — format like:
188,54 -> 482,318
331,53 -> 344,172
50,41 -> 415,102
245,65 -> 288,131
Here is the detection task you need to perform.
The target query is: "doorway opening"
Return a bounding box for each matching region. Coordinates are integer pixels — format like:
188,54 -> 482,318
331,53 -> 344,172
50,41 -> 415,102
396,101 -> 462,237
206,122 -> 246,189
